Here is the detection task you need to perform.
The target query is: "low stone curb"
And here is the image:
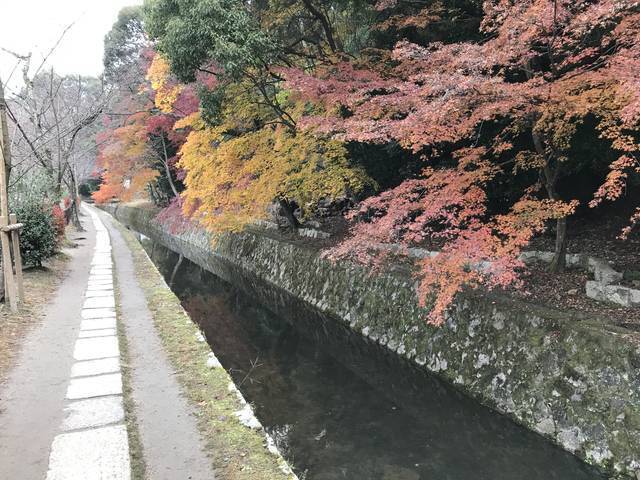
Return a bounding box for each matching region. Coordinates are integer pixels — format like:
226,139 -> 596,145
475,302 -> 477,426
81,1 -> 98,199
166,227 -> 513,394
521,251 -> 640,308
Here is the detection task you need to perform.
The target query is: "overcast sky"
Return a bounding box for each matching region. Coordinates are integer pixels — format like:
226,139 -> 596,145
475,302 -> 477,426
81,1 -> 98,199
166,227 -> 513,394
0,0 -> 143,94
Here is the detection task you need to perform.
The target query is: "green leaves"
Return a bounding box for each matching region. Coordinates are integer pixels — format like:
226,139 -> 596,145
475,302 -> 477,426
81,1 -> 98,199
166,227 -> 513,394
144,0 -> 277,82
14,201 -> 57,268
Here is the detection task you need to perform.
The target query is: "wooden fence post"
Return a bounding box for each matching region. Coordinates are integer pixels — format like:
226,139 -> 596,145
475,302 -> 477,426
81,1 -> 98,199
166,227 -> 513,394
0,78 -> 21,312
0,218 -> 17,312
9,214 -> 24,301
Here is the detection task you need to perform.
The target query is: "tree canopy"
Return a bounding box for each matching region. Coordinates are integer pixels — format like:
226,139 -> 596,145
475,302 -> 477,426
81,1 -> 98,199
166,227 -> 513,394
94,0 -> 640,324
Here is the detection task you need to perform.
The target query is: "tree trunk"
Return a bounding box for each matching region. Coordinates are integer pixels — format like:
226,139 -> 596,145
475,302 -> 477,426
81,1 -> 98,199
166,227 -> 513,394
160,136 -> 179,198
532,131 -> 567,272
164,160 -> 179,198
169,254 -> 183,287
278,198 -> 300,230
549,216 -> 567,272
69,200 -> 82,230
66,172 -> 84,231
0,261 -> 4,302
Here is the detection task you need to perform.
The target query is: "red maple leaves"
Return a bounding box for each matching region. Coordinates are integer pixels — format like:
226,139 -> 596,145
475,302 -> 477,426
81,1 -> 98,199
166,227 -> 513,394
287,0 -> 640,323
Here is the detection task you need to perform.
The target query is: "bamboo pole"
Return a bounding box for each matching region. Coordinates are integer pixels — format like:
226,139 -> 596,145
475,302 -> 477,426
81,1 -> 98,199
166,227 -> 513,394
0,79 -> 19,312
9,214 -> 24,301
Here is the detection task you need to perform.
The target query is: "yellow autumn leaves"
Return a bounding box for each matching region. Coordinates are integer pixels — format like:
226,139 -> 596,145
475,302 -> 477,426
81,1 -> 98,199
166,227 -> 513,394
178,114 -> 374,232
148,53 -> 375,232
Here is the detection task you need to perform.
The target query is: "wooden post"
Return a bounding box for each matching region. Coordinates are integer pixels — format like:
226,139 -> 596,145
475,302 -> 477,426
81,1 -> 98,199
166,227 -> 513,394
0,79 -> 19,312
9,214 -> 24,301
0,219 -> 17,311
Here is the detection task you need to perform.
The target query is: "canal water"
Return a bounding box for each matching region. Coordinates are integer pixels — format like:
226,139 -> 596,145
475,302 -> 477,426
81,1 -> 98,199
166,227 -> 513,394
140,238 -> 604,480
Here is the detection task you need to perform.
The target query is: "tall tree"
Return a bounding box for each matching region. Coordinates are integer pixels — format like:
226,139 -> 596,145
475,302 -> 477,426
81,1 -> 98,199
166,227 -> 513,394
285,0 -> 640,322
103,6 -> 147,85
141,0 -> 380,227
6,61 -> 106,227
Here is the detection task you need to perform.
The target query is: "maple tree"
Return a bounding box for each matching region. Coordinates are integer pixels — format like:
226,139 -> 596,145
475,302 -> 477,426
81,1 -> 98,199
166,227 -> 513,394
94,15 -> 198,206
177,107 -> 374,232
285,0 -> 640,323
97,1 -> 640,325
93,85 -> 192,205
142,0 -> 380,229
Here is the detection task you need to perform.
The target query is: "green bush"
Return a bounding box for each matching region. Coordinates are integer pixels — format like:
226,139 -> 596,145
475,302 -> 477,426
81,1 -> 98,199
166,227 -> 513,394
79,178 -> 102,197
14,201 -> 57,267
78,183 -> 92,197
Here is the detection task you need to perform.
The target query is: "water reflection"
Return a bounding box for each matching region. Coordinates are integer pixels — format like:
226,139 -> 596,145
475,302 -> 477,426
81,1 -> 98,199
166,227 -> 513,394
141,238 -> 604,480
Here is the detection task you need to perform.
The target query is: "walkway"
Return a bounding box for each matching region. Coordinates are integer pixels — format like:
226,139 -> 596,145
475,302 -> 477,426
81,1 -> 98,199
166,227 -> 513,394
45,207 -> 130,479
0,205 -> 214,479
0,207 -> 98,478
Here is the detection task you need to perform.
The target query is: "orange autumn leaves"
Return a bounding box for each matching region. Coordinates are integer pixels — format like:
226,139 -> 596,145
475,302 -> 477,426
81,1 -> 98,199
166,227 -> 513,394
95,53 -> 374,234
176,104 -> 374,233
92,119 -> 159,203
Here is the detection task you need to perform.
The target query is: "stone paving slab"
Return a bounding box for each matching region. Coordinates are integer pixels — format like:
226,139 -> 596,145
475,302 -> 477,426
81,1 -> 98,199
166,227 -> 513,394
91,264 -> 112,270
87,278 -> 114,285
78,328 -> 117,339
91,258 -> 111,267
71,358 -> 120,378
87,283 -> 114,290
61,397 -> 125,431
73,336 -> 119,361
89,274 -> 113,281
85,290 -> 114,298
87,284 -> 115,292
81,308 -> 116,320
90,270 -> 113,277
83,296 -> 116,309
81,318 -> 117,330
66,373 -> 122,400
87,277 -> 114,283
46,425 -> 130,480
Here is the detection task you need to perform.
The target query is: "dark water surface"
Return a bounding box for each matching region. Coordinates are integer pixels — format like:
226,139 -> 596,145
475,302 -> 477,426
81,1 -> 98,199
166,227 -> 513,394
140,238 -> 604,480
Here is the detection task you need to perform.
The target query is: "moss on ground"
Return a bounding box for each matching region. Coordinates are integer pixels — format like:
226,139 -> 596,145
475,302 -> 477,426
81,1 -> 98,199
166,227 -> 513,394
114,220 -> 295,480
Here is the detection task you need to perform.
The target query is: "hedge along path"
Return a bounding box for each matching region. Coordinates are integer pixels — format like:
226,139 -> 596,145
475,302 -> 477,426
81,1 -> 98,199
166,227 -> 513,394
99,207 -> 298,480
45,206 -> 131,479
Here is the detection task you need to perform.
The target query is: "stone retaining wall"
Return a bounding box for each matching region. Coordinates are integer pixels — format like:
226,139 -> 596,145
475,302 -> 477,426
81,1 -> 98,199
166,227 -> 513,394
101,203 -> 640,479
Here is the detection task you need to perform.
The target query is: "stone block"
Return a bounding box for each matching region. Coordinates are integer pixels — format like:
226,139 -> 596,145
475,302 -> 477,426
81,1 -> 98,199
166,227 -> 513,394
46,425 -> 130,480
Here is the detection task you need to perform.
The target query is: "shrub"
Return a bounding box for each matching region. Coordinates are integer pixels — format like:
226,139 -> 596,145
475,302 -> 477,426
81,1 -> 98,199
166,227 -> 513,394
51,204 -> 66,241
78,183 -> 92,197
14,201 -> 57,267
79,178 -> 102,198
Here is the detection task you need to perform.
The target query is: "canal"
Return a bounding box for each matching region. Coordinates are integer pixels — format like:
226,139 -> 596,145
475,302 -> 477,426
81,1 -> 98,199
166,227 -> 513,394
140,237 -> 604,480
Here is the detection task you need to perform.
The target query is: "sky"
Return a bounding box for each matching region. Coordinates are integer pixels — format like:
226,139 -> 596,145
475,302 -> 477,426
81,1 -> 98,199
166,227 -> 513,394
0,0 -> 143,95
